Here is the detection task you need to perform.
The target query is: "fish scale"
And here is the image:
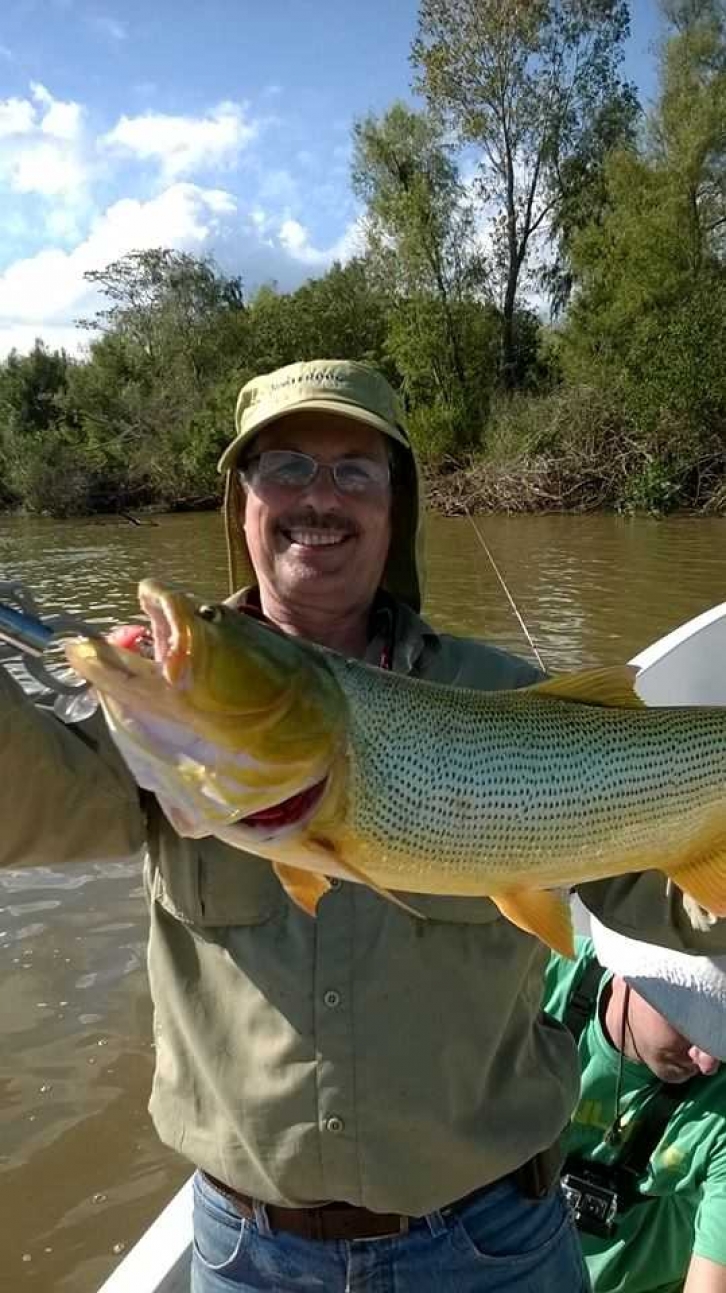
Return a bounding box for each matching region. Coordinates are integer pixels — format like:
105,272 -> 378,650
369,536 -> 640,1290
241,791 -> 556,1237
333,659 -> 726,879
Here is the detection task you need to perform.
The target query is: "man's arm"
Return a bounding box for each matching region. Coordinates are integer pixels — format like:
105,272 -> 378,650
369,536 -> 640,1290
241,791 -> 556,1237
684,1255 -> 726,1293
0,664 -> 145,867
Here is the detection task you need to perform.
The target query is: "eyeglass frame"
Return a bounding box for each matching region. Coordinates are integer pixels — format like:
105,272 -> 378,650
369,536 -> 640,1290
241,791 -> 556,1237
237,448 -> 392,498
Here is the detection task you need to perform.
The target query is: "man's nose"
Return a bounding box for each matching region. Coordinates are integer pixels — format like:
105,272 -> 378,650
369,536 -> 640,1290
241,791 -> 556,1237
688,1047 -> 720,1076
301,464 -> 340,506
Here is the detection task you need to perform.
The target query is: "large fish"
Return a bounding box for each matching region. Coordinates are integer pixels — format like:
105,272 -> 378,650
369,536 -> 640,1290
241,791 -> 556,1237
64,579 -> 726,956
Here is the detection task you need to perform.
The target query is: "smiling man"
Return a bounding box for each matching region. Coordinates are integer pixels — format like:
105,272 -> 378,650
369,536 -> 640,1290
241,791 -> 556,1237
234,411 -> 393,656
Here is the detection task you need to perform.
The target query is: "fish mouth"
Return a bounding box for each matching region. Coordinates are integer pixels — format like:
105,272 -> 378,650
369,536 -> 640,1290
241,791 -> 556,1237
138,581 -> 190,685
236,775 -> 328,835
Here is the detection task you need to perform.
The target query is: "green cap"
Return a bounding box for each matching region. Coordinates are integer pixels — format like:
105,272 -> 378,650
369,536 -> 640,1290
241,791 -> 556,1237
217,359 -> 411,474
218,359 -> 425,612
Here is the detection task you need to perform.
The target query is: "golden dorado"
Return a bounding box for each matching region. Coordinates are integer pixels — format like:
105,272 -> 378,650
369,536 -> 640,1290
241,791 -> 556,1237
65,580 -> 726,956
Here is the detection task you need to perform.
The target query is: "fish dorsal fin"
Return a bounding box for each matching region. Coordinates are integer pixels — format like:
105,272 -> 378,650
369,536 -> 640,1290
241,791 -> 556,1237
528,665 -> 643,709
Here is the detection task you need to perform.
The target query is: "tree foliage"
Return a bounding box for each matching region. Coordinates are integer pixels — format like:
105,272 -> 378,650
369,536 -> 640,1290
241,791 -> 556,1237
412,0 -> 633,383
3,3 -> 726,517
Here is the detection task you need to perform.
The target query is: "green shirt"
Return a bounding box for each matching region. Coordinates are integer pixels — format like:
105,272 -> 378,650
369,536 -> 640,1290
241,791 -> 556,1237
545,939 -> 726,1293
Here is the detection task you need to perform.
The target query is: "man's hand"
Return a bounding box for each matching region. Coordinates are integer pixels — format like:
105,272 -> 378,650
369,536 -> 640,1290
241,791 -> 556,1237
682,893 -> 719,932
684,1255 -> 726,1293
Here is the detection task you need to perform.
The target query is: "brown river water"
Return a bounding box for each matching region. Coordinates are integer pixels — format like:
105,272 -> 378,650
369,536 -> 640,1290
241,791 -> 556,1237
1,508 -> 725,1292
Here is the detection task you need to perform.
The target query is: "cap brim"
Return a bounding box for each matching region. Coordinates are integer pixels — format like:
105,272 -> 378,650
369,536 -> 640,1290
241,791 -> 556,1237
217,399 -> 409,474
590,916 -> 726,1061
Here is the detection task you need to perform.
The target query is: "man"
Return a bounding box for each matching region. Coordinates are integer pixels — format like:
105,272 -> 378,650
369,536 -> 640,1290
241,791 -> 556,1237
545,917 -> 726,1293
1,358 -> 724,1293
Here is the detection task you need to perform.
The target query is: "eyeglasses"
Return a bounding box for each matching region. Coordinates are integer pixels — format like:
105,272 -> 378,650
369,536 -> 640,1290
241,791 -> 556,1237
240,450 -> 391,498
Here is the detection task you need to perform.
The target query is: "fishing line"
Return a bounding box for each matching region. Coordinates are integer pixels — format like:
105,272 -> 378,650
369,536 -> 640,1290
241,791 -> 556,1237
462,504 -> 547,673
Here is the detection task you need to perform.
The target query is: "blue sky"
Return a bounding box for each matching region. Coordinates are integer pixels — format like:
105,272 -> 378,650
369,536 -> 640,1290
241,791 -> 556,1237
0,0 -> 665,358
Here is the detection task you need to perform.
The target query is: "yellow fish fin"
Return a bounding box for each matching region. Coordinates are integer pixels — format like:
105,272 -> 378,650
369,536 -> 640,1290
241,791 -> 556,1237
307,833 -> 426,921
492,888 -> 575,957
667,826 -> 726,918
529,665 -> 643,709
273,863 -> 330,916
336,856 -> 427,921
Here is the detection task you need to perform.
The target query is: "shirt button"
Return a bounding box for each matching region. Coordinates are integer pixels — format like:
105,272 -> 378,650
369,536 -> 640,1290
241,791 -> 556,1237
324,990 -> 341,1009
326,1115 -> 344,1134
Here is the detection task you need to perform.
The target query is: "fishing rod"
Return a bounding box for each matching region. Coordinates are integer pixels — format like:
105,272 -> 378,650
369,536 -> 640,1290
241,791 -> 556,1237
0,581 -> 101,718
462,505 -> 547,673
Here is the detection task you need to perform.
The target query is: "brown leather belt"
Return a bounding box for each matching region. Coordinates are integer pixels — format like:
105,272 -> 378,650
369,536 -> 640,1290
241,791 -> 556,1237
202,1139 -> 563,1242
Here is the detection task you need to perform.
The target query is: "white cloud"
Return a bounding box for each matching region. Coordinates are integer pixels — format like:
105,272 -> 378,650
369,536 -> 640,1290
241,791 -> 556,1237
0,97 -> 36,138
278,216 -> 363,267
33,83 -> 83,140
0,182 -> 238,333
0,84 -> 87,201
0,321 -> 87,358
101,101 -> 258,179
11,141 -> 87,197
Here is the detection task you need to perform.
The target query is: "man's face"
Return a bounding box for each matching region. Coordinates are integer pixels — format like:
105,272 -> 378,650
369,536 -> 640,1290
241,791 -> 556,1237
241,411 -> 393,616
627,987 -> 720,1083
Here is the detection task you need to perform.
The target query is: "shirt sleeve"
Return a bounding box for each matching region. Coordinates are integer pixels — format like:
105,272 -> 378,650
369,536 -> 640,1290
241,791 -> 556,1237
693,1137 -> 726,1266
0,664 -> 145,868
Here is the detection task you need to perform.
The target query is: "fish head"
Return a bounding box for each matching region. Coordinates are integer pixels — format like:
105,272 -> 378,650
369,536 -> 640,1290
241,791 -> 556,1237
64,578 -> 347,842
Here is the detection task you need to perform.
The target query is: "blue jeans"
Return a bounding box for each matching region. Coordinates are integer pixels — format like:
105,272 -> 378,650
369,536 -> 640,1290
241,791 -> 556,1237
191,1170 -> 591,1292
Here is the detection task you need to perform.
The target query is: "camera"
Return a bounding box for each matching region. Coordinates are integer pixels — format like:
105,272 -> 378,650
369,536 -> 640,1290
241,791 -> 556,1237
561,1157 -> 624,1238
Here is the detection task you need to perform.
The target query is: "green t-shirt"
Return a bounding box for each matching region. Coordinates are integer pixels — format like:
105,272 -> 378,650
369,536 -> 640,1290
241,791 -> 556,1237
544,938 -> 726,1293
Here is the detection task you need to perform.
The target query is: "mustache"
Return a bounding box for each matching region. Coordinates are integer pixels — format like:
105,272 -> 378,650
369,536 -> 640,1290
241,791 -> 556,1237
278,508 -> 358,536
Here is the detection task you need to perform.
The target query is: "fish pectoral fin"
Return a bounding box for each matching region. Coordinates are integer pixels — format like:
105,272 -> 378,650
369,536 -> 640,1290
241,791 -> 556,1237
492,888 -> 575,958
529,665 -> 643,709
273,863 -> 331,916
307,834 -> 426,921
334,856 -> 427,921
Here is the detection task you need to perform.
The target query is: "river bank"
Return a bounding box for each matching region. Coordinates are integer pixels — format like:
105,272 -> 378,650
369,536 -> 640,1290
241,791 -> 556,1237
4,451 -> 726,523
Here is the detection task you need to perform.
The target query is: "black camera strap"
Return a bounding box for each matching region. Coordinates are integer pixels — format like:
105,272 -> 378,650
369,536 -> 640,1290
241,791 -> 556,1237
563,957 -> 605,1044
616,1078 -> 695,1179
562,954 -> 696,1190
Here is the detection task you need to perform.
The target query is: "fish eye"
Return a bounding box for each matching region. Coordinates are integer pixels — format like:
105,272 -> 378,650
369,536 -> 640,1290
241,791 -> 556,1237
197,604 -> 223,623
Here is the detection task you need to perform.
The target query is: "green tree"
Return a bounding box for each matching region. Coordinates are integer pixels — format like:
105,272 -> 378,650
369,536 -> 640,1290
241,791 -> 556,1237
77,249 -> 250,505
352,102 -> 490,448
412,0 -> 632,385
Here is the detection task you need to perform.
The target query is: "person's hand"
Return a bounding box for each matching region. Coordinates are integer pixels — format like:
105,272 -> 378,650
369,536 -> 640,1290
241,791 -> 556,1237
683,893 -> 718,932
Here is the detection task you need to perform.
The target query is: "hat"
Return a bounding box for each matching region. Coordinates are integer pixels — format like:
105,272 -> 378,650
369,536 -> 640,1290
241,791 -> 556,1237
590,915 -> 726,1061
218,359 -> 425,612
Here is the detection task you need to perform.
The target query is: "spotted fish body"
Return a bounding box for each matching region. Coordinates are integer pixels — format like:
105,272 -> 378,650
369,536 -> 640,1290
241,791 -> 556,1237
64,580 -> 726,955
329,658 -> 726,895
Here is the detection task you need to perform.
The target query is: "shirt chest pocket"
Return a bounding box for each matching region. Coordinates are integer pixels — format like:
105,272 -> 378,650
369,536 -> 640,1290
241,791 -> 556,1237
148,812 -> 283,928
